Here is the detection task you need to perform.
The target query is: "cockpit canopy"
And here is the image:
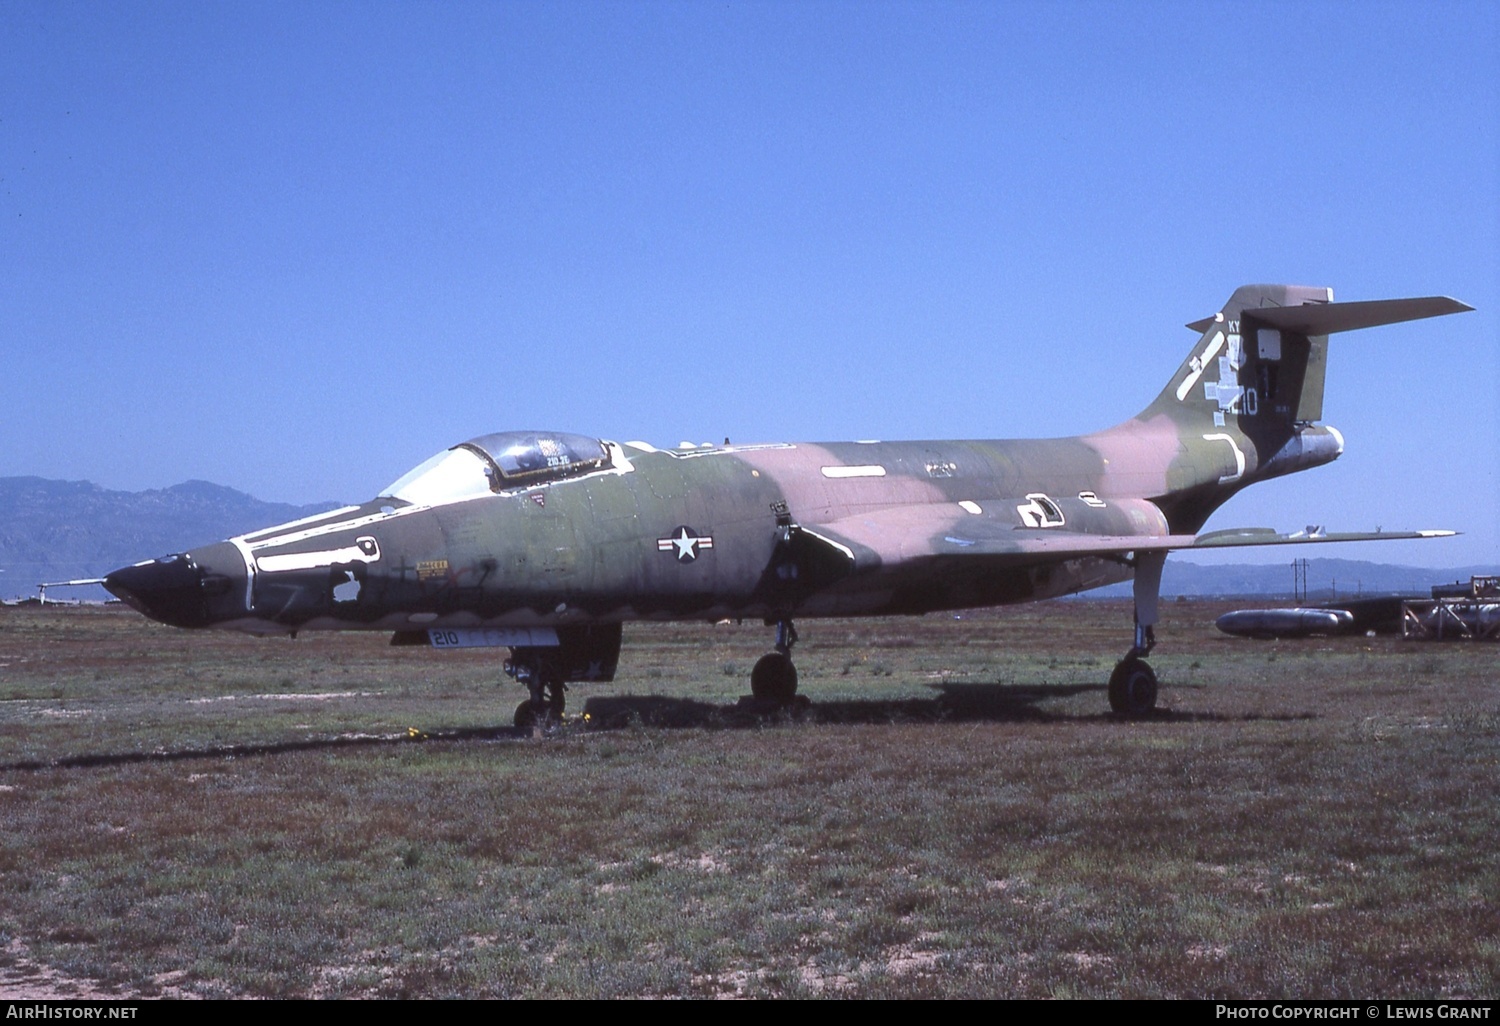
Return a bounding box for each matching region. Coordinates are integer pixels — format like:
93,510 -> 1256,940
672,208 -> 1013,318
381,431 -> 612,506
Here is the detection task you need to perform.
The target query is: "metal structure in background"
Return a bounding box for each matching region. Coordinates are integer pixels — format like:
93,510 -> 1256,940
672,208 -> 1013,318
1402,576 -> 1500,641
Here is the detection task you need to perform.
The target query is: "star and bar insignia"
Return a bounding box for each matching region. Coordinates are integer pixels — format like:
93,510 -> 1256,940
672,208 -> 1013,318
657,526 -> 714,563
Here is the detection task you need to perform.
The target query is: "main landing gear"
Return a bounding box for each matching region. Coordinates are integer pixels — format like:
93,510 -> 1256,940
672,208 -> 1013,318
750,618 -> 799,704
1109,550 -> 1166,718
505,653 -> 566,730
1109,623 -> 1159,718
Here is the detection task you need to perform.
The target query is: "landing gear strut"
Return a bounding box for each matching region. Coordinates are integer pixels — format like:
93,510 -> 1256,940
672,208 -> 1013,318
505,652 -> 566,729
1110,551 -> 1165,717
751,618 -> 799,704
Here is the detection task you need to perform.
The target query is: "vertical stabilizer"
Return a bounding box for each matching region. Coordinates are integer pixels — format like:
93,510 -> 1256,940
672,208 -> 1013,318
1145,284 -> 1335,432
1130,286 -> 1471,528
1147,286 -> 1472,431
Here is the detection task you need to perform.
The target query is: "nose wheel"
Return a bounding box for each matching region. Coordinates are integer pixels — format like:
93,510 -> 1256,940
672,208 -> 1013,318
513,680 -> 566,730
751,619 -> 800,704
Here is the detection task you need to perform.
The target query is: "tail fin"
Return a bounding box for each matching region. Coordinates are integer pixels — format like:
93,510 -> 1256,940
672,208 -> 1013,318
1145,285 -> 1472,430
1129,286 -> 1472,529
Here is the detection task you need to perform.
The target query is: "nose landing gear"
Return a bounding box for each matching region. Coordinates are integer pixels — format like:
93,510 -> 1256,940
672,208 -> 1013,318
505,654 -> 566,730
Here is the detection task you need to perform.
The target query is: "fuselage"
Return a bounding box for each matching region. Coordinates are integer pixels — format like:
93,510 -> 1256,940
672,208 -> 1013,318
101,416 -> 1340,635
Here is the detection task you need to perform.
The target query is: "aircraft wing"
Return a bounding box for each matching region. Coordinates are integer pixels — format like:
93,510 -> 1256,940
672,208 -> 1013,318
800,506 -> 1455,572
801,506 -> 1195,572
1191,527 -> 1457,548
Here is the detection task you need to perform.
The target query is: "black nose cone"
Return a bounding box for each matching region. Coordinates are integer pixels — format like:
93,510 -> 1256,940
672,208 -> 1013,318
105,553 -> 215,628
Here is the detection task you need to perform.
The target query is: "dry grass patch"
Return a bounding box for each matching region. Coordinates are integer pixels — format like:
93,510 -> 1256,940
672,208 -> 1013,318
0,601 -> 1496,996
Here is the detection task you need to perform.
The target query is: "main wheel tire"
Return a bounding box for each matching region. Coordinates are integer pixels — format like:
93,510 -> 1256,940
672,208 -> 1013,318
1108,657 -> 1158,717
514,699 -> 542,730
750,652 -> 798,704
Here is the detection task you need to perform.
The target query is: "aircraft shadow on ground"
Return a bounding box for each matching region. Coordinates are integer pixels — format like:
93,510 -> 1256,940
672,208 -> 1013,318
580,681 -> 1094,729
0,683 -> 1312,773
576,680 -> 1310,730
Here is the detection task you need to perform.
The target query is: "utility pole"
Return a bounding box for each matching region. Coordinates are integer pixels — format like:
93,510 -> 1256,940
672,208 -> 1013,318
1292,559 -> 1308,603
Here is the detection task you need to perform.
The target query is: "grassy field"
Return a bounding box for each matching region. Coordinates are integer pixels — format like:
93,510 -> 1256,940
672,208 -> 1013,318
0,600 -> 1495,998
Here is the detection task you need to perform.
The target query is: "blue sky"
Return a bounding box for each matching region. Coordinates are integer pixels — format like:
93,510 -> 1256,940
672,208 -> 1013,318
4,0 -> 1497,567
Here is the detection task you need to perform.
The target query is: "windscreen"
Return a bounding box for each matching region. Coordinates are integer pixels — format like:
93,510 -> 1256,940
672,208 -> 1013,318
380,446 -> 494,505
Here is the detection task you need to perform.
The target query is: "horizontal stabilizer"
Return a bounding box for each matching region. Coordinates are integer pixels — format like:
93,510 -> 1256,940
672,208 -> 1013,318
1186,296 -> 1471,335
1246,297 -> 1472,335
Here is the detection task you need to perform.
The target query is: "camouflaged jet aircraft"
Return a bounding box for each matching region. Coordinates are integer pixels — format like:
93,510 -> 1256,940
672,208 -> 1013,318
105,285 -> 1471,724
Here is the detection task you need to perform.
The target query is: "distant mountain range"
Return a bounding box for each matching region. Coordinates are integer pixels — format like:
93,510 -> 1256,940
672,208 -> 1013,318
0,477 -> 340,601
0,476 -> 1489,604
